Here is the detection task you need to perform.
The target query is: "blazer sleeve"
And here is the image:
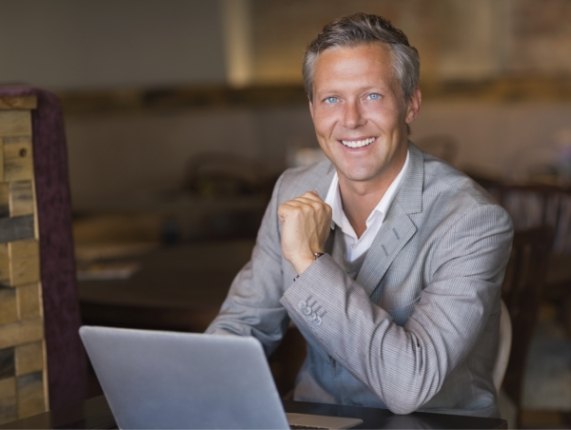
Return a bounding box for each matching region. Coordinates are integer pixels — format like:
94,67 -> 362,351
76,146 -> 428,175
205,172 -> 290,355
280,203 -> 513,414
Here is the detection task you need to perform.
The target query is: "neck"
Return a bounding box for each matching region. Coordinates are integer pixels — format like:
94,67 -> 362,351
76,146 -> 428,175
339,181 -> 389,237
338,148 -> 407,237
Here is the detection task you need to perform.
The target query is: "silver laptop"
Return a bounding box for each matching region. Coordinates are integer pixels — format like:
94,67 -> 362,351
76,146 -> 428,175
79,326 -> 363,429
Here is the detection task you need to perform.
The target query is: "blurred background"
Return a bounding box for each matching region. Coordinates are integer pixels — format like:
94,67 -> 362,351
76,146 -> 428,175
1,0 -> 570,428
2,0 -> 571,213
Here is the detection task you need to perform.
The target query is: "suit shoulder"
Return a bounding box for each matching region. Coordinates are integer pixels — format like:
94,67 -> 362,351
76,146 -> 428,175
420,154 -> 512,230
423,155 -> 495,206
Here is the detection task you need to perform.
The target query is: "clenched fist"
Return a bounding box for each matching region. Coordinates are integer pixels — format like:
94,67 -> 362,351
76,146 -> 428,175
278,191 -> 332,274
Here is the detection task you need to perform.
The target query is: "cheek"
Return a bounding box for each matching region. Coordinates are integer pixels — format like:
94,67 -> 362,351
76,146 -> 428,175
313,111 -> 337,136
378,112 -> 406,137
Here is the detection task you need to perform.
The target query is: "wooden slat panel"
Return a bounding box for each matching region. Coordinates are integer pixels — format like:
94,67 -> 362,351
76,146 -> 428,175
14,342 -> 44,376
9,241 -> 39,287
3,137 -> 33,182
0,95 -> 46,424
0,347 -> 15,379
0,242 -> 39,288
0,288 -> 18,325
0,319 -> 44,350
0,112 -> 32,138
17,372 -> 46,417
0,183 -> 9,218
0,96 -> 37,111
0,145 -> 3,182
0,244 -> 10,287
9,181 -> 34,217
0,216 -> 35,244
0,377 -> 17,424
17,284 -> 42,320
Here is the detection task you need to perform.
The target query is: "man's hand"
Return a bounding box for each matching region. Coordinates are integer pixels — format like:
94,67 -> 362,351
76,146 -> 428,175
278,191 -> 332,275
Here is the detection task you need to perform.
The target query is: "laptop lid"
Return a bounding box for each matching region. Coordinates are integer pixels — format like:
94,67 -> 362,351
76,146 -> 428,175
79,326 -> 289,429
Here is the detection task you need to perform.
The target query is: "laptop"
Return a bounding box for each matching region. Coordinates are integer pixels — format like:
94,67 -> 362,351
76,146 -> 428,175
79,326 -> 363,429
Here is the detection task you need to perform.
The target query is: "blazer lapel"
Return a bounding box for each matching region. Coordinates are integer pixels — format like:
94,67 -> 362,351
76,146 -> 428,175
356,209 -> 416,297
312,162 -> 336,201
356,144 -> 425,297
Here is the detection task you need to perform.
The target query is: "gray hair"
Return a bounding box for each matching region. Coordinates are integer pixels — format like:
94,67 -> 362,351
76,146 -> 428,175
303,13 -> 420,102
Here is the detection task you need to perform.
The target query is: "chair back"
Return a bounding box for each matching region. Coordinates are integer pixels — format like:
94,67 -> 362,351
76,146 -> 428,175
497,183 -> 570,254
493,300 -> 512,393
501,226 -> 554,416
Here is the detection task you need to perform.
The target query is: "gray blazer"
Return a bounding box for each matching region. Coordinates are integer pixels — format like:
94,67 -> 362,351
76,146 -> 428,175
206,144 -> 513,417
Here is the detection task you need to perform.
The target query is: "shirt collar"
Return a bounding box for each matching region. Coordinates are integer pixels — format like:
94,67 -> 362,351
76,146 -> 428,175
324,148 -> 410,232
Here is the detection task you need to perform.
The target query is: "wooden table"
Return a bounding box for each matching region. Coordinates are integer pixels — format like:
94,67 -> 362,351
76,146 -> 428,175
77,239 -> 306,395
0,395 -> 507,429
78,239 -> 256,332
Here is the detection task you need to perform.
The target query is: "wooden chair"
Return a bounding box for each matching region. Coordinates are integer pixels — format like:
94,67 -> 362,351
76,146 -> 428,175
0,86 -> 87,422
469,175 -> 571,335
183,151 -> 277,198
493,300 -> 512,393
496,184 -> 571,339
181,152 -> 276,240
501,226 -> 554,427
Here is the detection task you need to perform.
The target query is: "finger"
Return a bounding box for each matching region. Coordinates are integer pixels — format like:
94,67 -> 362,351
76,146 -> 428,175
300,191 -> 323,202
291,194 -> 326,208
295,197 -> 331,215
279,194 -> 331,220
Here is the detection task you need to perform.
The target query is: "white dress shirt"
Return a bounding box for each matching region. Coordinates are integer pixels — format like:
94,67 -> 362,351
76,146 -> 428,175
324,149 -> 410,263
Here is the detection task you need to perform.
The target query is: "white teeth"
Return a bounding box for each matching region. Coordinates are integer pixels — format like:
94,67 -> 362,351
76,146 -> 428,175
341,137 -> 375,148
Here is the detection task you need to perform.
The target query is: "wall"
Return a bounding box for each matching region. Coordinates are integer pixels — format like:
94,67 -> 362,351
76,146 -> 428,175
65,105 -> 313,211
249,0 -> 571,82
414,101 -> 571,180
2,0 -> 571,211
4,0 -> 571,89
0,0 -> 226,90
64,99 -> 571,211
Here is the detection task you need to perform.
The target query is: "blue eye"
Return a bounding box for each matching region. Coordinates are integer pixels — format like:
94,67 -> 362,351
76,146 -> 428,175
323,96 -> 339,104
367,93 -> 382,101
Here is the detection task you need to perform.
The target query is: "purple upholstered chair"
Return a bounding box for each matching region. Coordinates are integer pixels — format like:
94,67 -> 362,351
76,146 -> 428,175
0,85 -> 87,411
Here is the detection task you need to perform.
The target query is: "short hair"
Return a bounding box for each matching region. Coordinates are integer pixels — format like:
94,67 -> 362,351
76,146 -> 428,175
303,12 -> 420,102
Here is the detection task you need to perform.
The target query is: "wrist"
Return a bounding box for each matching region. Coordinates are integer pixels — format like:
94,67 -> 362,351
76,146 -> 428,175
292,251 -> 325,275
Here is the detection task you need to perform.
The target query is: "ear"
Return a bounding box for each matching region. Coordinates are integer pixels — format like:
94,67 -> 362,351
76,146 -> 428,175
405,88 -> 422,124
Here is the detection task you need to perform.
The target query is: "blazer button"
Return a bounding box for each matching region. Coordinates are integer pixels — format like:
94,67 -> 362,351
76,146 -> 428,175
298,301 -> 312,316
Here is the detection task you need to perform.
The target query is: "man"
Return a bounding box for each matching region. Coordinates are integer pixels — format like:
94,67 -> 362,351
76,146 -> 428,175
206,12 -> 513,417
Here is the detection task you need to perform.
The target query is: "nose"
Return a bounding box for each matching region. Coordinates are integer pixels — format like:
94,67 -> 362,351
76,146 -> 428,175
342,99 -> 365,128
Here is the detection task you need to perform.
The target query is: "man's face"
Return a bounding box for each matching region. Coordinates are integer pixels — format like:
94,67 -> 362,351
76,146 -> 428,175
309,43 -> 421,192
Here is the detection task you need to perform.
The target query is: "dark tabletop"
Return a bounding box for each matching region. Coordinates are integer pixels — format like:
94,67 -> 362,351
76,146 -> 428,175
1,395 -> 507,429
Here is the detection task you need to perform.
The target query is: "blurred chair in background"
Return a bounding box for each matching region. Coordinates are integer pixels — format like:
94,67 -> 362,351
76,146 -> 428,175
503,184 -> 571,335
183,151 -> 278,198
493,301 -> 512,393
494,301 -> 514,427
469,175 -> 571,336
500,226 -> 554,427
182,152 -> 278,241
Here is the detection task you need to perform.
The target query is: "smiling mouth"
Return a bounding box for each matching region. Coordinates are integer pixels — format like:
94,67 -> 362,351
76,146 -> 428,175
340,137 -> 376,149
